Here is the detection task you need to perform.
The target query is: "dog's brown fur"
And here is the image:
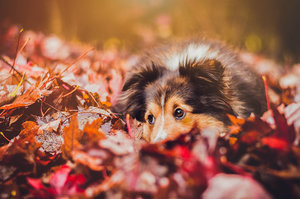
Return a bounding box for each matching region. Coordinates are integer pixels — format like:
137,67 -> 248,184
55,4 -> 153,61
114,40 -> 267,143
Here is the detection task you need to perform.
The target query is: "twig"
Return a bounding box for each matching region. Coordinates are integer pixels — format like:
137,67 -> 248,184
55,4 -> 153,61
0,56 -> 23,77
18,37 -> 30,56
41,100 -> 61,113
61,47 -> 94,75
62,85 -> 79,98
0,56 -> 32,85
12,28 -> 24,68
40,75 -> 58,89
0,131 -> 10,142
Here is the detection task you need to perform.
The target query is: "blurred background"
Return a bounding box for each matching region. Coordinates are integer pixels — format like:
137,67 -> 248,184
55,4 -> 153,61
0,0 -> 300,62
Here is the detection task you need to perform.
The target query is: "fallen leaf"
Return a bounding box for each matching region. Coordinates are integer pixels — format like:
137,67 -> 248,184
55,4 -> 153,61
62,115 -> 83,159
0,86 -> 51,110
203,174 -> 272,199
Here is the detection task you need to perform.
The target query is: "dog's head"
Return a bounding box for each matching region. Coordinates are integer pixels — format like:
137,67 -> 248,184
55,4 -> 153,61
115,59 -> 234,143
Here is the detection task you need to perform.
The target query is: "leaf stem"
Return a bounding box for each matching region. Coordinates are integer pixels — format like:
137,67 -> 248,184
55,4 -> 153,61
262,75 -> 271,110
126,114 -> 133,138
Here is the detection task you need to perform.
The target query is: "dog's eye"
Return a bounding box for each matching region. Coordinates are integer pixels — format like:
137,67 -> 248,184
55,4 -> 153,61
147,114 -> 155,125
174,108 -> 185,120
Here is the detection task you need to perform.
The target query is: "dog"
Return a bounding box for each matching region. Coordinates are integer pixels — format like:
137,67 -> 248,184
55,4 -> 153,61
114,39 -> 267,143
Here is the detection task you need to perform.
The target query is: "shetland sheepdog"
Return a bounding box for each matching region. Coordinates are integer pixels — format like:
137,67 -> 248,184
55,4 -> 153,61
114,40 -> 267,143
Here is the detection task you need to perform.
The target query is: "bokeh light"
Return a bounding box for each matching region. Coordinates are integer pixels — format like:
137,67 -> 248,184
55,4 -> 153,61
0,0 -> 300,62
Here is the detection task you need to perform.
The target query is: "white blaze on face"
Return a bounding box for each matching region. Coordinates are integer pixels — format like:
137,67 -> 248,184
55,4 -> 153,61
153,95 -> 167,143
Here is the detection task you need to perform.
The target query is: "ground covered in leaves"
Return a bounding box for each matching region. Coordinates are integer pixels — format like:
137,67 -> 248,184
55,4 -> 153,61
0,25 -> 300,199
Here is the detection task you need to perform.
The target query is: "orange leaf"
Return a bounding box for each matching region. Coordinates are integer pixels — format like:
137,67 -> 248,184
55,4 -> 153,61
8,121 -> 42,157
229,137 -> 238,145
19,121 -> 40,138
227,114 -> 245,126
227,114 -> 245,135
83,118 -> 106,141
62,115 -> 83,159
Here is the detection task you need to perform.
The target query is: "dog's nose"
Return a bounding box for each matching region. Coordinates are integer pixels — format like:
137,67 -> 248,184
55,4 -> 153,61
152,129 -> 167,143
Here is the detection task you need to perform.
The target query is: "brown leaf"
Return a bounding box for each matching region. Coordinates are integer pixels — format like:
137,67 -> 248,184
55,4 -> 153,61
62,115 -> 83,159
0,87 -> 51,110
111,117 -> 125,131
13,121 -> 42,157
239,116 -> 272,144
35,131 -> 63,154
19,121 -> 40,139
0,84 -> 19,107
240,130 -> 261,144
0,121 -> 41,183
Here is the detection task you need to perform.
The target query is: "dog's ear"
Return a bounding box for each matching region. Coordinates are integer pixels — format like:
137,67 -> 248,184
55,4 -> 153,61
179,59 -> 234,115
179,59 -> 224,86
114,63 -> 165,121
122,62 -> 164,91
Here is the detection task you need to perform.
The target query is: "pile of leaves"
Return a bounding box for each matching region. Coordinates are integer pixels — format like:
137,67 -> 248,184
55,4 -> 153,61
0,25 -> 300,199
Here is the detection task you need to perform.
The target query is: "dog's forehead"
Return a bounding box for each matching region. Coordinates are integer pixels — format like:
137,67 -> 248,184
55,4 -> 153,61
145,75 -> 192,107
145,82 -> 167,106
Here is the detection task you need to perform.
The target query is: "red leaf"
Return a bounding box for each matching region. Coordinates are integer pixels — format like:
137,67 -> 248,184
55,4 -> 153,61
67,173 -> 86,185
175,146 -> 207,187
261,137 -> 288,150
272,108 -> 296,143
27,177 -> 44,190
49,165 -> 72,194
65,174 -> 86,194
175,145 -> 192,160
28,165 -> 86,197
